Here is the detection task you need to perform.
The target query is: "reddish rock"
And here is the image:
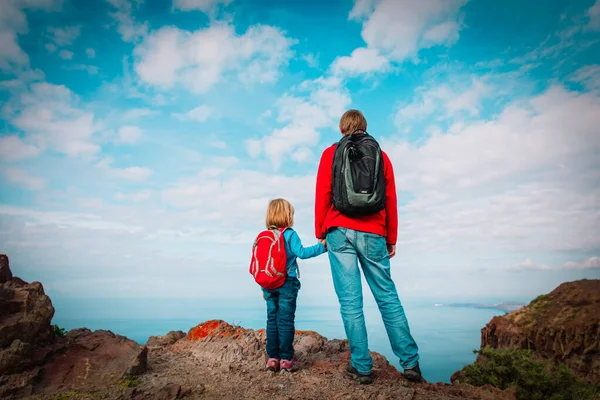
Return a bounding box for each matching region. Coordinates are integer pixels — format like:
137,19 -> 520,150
462,279 -> 600,385
36,330 -> 148,394
0,254 -> 12,283
0,278 -> 55,349
147,331 -> 186,347
155,383 -> 182,400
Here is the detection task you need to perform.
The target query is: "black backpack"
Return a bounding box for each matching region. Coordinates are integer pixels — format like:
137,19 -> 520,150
331,130 -> 386,217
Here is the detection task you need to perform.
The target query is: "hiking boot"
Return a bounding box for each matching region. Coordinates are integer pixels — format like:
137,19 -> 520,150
266,358 -> 280,372
403,362 -> 423,382
280,358 -> 298,372
345,363 -> 373,385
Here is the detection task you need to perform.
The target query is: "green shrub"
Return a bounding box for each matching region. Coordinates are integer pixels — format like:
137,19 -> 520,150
52,324 -> 67,338
460,348 -> 598,400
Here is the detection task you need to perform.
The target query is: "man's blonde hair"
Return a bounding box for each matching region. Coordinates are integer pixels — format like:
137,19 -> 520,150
266,198 -> 294,229
339,109 -> 367,135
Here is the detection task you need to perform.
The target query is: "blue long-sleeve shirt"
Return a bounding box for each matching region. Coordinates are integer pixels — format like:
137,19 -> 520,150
283,228 -> 326,278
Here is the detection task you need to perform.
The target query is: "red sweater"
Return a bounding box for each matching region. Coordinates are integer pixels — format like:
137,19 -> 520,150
314,144 -> 398,245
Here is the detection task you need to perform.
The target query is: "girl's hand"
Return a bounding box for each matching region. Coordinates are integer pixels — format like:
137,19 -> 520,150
320,239 -> 327,251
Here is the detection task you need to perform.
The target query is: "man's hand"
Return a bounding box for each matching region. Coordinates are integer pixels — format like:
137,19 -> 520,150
320,239 -> 327,251
386,244 -> 396,258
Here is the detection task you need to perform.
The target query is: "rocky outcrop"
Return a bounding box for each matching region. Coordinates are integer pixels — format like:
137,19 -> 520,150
0,255 -> 148,399
455,279 -> 600,385
146,331 -> 186,348
0,254 -> 12,283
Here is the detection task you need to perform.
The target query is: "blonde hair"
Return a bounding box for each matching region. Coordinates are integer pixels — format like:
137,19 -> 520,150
339,109 -> 367,135
266,198 -> 294,229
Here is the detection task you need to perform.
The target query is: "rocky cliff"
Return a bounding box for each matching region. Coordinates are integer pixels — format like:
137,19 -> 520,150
451,279 -> 600,392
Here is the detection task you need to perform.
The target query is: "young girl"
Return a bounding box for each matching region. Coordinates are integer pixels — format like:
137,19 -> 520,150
262,198 -> 327,373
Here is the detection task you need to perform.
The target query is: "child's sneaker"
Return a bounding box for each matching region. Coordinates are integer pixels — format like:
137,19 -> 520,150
279,358 -> 297,372
266,358 -> 280,372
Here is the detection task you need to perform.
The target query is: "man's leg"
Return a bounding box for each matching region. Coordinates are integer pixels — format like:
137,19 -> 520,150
278,277 -> 301,361
262,288 -> 280,359
355,231 -> 420,370
326,228 -> 373,374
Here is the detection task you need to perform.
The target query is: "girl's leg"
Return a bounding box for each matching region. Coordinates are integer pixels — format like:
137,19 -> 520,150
263,288 -> 280,359
277,277 -> 301,361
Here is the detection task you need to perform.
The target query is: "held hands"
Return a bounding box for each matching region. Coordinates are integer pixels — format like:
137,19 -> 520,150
386,244 -> 396,258
319,239 -> 327,251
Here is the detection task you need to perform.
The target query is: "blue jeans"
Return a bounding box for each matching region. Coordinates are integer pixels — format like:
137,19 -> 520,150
326,227 -> 419,374
262,276 -> 301,360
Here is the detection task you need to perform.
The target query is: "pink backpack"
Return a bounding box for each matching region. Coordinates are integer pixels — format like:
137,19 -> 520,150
249,227 -> 288,290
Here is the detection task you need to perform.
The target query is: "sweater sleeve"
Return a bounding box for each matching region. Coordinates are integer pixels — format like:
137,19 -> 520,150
287,230 -> 326,259
383,152 -> 398,245
315,147 -> 333,239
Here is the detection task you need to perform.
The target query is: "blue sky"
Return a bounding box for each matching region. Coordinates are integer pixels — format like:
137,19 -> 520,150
1,0 -> 599,306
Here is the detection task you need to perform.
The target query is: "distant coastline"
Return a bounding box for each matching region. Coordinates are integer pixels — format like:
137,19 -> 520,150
434,301 -> 525,313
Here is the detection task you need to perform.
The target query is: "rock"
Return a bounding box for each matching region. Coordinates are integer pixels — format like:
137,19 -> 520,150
0,254 -> 12,283
0,367 -> 41,399
147,331 -> 186,347
0,278 -> 55,348
155,383 -> 182,400
0,339 -> 34,375
36,330 -> 148,393
459,279 -> 600,385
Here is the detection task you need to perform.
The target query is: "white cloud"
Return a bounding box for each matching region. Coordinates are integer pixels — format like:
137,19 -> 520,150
0,204 -> 143,233
173,0 -> 232,13
134,23 -> 296,93
247,76 -> 350,169
291,147 -> 314,163
331,47 -> 389,76
569,65 -> 600,93
209,140 -> 227,149
0,0 -> 62,72
47,25 -> 81,46
95,157 -> 152,181
122,108 -> 153,120
105,0 -> 148,43
508,258 -> 552,272
302,53 -> 319,68
10,82 -> 100,158
67,64 -> 99,75
116,126 -> 142,144
384,84 -> 600,254
58,49 -> 73,60
112,166 -> 153,181
45,43 -> 57,53
162,168 -> 315,223
2,167 -> 46,190
86,48 -> 96,58
115,189 -> 153,202
395,78 -> 491,128
564,257 -> 600,270
349,0 -> 468,62
172,104 -> 213,122
0,135 -> 41,162
587,0 -> 600,31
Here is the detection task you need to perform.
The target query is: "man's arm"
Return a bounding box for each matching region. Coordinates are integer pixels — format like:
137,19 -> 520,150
315,148 -> 332,239
383,152 -> 398,247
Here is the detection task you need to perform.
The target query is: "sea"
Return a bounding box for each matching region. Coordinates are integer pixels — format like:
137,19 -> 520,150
51,296 -> 526,384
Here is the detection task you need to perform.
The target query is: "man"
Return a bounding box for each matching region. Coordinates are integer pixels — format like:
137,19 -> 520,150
315,109 -> 422,384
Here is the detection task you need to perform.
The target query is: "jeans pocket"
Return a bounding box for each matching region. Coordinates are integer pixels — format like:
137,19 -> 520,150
364,233 -> 388,262
327,228 -> 350,252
